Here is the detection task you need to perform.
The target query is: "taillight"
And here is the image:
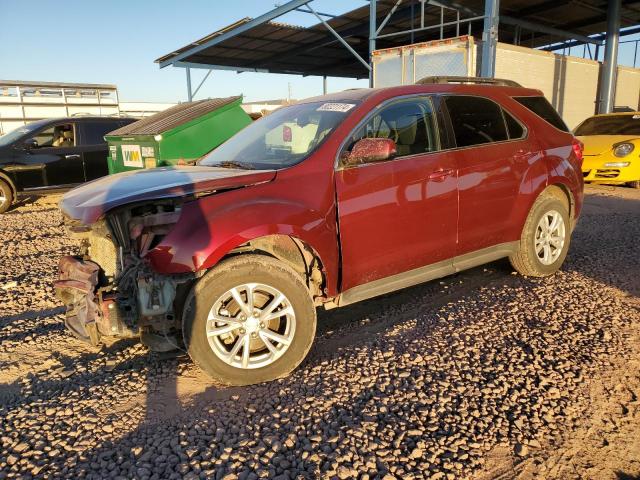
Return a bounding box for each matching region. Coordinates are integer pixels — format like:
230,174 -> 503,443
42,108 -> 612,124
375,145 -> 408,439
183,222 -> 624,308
572,138 -> 584,166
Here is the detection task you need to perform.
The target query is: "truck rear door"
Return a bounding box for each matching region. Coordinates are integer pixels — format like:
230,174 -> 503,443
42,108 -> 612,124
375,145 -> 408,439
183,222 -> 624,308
78,120 -> 123,181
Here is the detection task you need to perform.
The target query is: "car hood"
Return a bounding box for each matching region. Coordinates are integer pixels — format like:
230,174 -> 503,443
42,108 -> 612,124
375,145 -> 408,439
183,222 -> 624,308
576,135 -> 639,156
60,166 -> 276,224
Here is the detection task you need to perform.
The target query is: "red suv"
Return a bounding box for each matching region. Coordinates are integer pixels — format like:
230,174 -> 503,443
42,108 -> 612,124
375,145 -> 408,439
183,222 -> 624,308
56,79 -> 584,385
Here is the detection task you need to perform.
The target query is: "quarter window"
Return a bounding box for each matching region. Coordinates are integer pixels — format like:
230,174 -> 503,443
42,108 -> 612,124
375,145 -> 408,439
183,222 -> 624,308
514,96 -> 569,132
504,109 -> 525,139
80,122 -> 119,145
444,96 -> 509,147
343,97 -> 438,162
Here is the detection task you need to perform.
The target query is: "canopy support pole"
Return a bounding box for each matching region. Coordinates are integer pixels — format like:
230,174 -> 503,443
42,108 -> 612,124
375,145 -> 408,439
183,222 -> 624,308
598,0 -> 621,113
480,0 -> 499,78
186,67 -> 193,102
192,69 -> 213,99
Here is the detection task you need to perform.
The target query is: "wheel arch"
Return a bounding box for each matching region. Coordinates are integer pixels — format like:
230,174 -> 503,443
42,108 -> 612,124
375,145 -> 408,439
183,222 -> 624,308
0,169 -> 17,196
221,234 -> 328,305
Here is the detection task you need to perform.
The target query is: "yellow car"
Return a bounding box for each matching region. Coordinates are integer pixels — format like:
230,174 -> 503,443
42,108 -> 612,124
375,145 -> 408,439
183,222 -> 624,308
575,112 -> 640,189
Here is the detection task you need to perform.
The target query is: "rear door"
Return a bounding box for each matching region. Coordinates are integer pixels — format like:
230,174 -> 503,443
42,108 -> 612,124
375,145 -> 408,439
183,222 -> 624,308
78,120 -> 127,181
335,95 -> 458,291
443,95 -> 532,256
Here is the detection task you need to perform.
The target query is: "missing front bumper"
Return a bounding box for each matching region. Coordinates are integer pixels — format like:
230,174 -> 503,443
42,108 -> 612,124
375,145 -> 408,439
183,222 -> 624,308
54,256 -> 137,345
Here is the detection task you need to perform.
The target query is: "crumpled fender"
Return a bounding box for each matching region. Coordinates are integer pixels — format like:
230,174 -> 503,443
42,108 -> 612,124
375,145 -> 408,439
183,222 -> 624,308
146,192 -> 340,295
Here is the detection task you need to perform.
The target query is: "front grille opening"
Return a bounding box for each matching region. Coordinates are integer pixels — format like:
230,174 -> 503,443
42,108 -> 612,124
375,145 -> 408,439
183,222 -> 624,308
595,169 -> 620,179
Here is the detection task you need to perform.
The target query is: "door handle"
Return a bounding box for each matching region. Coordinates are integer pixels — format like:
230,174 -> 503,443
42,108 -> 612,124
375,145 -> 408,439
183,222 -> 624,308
65,154 -> 81,160
428,168 -> 454,181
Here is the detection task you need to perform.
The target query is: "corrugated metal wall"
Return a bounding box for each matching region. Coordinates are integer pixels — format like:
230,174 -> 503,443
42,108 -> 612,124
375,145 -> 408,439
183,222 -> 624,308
494,44 -> 601,128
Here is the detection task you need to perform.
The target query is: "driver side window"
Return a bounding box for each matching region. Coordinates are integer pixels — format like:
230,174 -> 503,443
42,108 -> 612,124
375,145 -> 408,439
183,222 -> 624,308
32,123 -> 75,148
342,97 -> 439,162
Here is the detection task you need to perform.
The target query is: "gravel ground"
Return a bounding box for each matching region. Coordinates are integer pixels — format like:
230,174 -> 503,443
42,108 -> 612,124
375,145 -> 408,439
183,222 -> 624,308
0,185 -> 639,480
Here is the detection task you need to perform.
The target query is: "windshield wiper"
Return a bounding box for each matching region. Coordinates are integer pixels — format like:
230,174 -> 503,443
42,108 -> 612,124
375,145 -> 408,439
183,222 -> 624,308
210,160 -> 255,170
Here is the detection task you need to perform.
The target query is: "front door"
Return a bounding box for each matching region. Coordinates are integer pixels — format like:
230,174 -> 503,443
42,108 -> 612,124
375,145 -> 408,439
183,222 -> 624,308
26,122 -> 85,188
335,96 -> 458,292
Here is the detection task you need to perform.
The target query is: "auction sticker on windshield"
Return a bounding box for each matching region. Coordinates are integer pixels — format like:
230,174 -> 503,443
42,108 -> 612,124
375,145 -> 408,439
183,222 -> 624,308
317,103 -> 356,112
121,145 -> 143,168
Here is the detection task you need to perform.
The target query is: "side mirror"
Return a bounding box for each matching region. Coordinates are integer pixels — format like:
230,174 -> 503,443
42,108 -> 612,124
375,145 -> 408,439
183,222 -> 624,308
23,138 -> 38,150
343,138 -> 397,166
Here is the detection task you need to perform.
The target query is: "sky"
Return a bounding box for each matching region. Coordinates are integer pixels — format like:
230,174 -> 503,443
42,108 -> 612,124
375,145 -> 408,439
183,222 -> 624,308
1,0 -> 639,104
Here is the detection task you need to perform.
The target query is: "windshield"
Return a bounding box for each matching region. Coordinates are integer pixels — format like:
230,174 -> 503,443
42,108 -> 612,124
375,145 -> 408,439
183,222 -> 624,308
201,100 -> 358,169
0,120 -> 51,147
575,114 -> 640,136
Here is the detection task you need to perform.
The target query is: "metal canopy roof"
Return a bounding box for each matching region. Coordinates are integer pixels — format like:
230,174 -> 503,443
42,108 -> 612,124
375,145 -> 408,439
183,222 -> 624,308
156,0 -> 640,79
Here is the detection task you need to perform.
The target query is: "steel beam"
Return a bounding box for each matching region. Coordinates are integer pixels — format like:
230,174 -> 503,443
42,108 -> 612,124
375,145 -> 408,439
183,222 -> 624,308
544,25 -> 640,52
159,0 -> 311,68
191,69 -> 213,99
429,0 -> 603,45
370,0 -> 377,87
306,3 -> 371,72
374,15 -> 484,39
174,61 -> 270,73
186,67 -> 192,102
599,0 -> 621,113
480,0 -> 500,78
375,0 -> 402,36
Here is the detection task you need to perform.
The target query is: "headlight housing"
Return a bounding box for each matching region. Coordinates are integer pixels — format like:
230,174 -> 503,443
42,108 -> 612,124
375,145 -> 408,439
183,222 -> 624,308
613,142 -> 635,157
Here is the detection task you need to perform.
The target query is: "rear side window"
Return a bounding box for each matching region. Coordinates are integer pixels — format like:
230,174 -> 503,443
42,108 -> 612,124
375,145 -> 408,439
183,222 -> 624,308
514,96 -> 569,132
444,96 -> 508,147
79,122 -> 119,145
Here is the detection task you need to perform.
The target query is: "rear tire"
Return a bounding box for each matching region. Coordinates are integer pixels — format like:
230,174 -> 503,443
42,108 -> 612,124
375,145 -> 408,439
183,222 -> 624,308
628,180 -> 640,189
509,190 -> 571,277
0,179 -> 13,214
182,254 -> 316,385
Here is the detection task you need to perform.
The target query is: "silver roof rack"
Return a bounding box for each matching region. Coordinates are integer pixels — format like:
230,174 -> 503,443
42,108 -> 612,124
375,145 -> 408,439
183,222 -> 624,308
416,76 -> 522,87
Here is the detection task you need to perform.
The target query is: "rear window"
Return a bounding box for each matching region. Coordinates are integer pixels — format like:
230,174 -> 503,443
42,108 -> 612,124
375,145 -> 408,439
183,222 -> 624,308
514,96 -> 569,132
444,95 -> 508,147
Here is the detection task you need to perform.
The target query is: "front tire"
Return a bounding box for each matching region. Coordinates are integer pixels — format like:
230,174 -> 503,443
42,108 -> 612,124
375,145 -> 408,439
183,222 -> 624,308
510,189 -> 571,277
182,254 -> 316,385
628,180 -> 640,189
0,180 -> 14,214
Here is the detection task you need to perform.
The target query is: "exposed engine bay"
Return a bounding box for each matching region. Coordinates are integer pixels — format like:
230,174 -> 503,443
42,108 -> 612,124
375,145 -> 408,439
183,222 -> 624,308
55,200 -> 196,351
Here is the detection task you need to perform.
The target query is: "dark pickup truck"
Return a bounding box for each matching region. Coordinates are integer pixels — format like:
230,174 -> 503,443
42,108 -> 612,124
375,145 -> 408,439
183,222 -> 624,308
0,116 -> 134,213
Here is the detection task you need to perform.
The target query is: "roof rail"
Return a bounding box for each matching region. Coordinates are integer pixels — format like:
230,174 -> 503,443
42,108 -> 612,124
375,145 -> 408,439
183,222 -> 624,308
416,76 -> 522,88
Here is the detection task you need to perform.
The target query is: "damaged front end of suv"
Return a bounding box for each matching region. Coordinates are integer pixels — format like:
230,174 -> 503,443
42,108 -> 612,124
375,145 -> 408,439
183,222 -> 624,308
54,165 -> 276,352
55,199 -> 193,351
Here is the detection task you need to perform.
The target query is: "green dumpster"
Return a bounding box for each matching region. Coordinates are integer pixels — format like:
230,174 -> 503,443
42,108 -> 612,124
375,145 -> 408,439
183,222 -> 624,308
105,96 -> 251,174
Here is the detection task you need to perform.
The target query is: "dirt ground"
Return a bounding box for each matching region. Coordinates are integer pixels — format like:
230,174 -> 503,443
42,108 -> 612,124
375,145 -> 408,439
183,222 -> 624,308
0,184 -> 639,480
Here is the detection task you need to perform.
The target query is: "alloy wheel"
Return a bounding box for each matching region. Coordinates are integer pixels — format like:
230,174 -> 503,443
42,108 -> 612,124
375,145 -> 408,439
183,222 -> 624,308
206,283 -> 296,369
534,209 -> 566,265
